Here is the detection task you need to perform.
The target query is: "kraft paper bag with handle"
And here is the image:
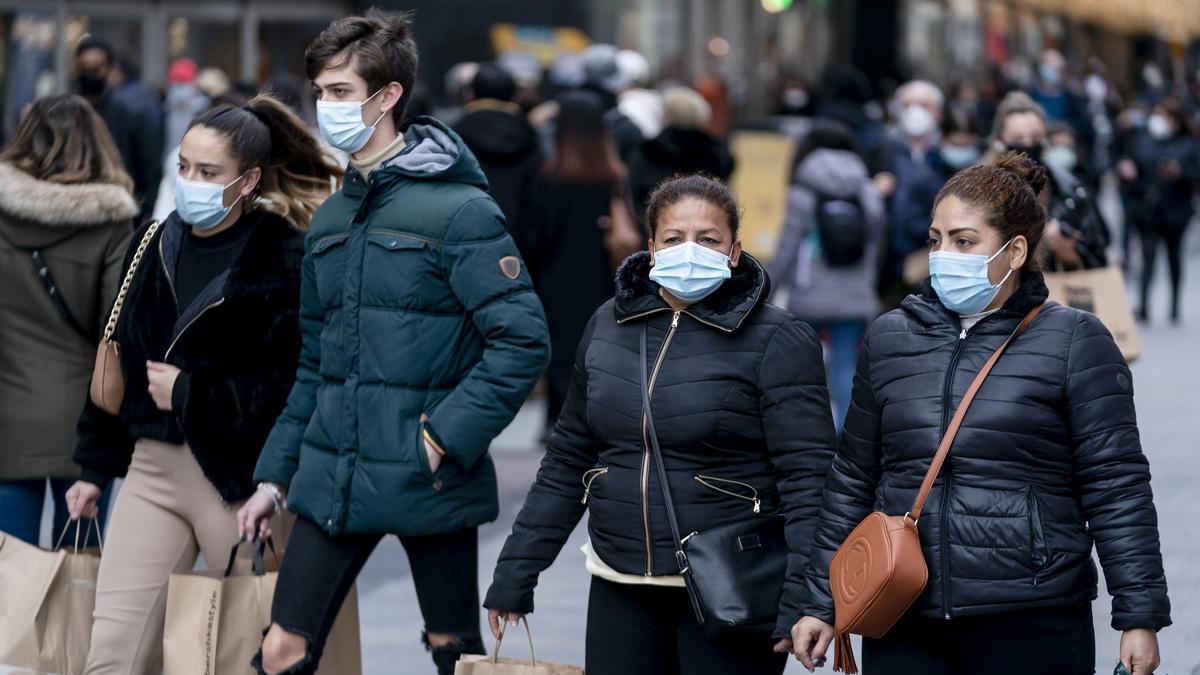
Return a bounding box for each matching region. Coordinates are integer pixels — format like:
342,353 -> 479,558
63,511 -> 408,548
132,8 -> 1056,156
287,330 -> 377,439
1043,265 -> 1142,363
163,538 -> 361,675
0,520 -> 103,675
455,618 -> 584,675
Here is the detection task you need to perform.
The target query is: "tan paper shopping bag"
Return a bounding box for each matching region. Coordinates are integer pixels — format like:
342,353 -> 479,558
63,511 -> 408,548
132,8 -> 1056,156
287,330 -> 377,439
1043,266 -> 1142,363
455,618 -> 583,675
0,521 -> 103,675
163,539 -> 360,675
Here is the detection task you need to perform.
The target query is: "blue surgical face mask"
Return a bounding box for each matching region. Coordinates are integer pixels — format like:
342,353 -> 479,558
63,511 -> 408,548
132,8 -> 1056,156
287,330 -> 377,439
649,241 -> 733,302
174,172 -> 247,230
317,88 -> 386,153
940,144 -> 981,170
929,239 -> 1015,315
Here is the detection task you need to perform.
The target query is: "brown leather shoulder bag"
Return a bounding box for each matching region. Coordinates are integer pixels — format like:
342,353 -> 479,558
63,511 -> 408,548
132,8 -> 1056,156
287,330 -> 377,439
829,303 -> 1044,673
90,220 -> 162,415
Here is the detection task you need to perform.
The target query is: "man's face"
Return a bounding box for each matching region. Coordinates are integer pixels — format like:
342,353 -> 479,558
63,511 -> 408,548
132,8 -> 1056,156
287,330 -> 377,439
75,47 -> 110,79
899,87 -> 942,123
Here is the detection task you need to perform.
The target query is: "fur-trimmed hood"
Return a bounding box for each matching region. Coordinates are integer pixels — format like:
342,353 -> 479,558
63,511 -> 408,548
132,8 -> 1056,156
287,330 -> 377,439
0,162 -> 137,248
613,250 -> 771,332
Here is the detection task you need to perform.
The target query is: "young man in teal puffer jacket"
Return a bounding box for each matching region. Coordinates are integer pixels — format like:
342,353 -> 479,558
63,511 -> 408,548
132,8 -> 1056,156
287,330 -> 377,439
239,11 -> 550,675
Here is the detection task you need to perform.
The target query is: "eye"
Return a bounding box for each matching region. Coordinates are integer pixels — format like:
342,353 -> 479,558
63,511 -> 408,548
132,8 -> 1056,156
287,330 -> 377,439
201,170 -> 215,179
956,237 -> 973,248
700,237 -> 718,244
663,236 -> 681,244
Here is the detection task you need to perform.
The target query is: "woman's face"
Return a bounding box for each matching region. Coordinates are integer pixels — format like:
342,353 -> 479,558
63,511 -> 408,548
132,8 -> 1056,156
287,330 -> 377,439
929,195 -> 1026,284
650,197 -> 742,268
178,125 -> 260,208
998,111 -> 1047,149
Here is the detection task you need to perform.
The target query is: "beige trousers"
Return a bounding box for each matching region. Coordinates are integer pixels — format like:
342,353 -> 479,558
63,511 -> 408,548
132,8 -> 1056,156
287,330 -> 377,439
83,438 -> 289,675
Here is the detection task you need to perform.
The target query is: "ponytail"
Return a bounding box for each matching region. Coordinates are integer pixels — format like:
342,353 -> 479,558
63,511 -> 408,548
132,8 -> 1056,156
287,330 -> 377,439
188,95 -> 342,229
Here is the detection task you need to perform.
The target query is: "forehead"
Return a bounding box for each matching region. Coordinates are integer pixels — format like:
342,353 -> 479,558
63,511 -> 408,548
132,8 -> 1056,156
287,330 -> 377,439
657,197 -> 730,232
77,48 -> 108,67
932,195 -> 994,233
1001,112 -> 1045,137
179,126 -> 235,166
313,53 -> 368,88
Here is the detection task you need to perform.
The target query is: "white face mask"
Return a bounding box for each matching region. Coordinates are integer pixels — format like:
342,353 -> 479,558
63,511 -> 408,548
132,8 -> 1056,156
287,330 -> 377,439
1147,114 -> 1173,141
649,241 -> 734,302
1043,145 -> 1078,173
900,104 -> 936,139
317,88 -> 387,153
174,172 -> 248,230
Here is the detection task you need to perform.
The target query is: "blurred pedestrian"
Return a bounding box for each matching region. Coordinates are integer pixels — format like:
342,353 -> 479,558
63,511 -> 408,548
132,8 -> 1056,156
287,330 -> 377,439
163,59 -> 208,154
0,95 -> 136,547
1120,97 -> 1199,324
454,62 -> 542,241
615,49 -> 664,141
66,94 -> 339,674
486,174 -> 837,675
581,43 -> 650,167
940,105 -> 985,172
768,120 -> 885,432
990,91 -> 1109,270
630,87 -> 734,212
240,13 -> 549,675
522,90 -> 628,430
1029,49 -> 1088,139
74,38 -> 164,222
792,153 -> 1169,675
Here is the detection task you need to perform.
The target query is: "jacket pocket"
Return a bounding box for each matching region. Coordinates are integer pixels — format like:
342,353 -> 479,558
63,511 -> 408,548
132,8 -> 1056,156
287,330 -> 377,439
310,234 -> 350,306
694,474 -> 762,514
1028,486 -> 1049,578
581,467 -> 608,505
416,417 -> 439,481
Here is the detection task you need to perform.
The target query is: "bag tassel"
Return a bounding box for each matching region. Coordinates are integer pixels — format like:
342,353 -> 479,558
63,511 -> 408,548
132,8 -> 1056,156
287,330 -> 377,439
832,631 -> 857,674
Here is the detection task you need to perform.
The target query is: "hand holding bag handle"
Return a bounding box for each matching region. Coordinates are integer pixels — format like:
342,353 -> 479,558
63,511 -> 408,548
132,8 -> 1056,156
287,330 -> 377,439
829,303 -> 1045,673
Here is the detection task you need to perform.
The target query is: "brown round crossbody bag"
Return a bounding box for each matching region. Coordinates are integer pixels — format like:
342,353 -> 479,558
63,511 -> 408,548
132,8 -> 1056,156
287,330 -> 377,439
828,303 -> 1044,673
89,220 -> 162,415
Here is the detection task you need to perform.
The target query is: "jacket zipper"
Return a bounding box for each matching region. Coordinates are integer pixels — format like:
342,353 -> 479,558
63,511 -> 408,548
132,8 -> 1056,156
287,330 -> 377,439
640,310 -> 681,575
694,475 -> 761,513
580,467 -> 608,505
164,298 -> 226,361
158,231 -> 178,309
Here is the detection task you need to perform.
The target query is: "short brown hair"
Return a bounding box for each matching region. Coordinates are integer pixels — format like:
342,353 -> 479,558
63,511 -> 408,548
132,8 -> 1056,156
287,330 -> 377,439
933,151 -> 1047,272
646,174 -> 741,238
990,91 -> 1046,143
305,10 -> 418,125
0,94 -> 132,192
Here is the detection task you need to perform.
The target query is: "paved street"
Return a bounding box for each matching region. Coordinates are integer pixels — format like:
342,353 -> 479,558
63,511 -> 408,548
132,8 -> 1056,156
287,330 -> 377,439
357,239 -> 1200,674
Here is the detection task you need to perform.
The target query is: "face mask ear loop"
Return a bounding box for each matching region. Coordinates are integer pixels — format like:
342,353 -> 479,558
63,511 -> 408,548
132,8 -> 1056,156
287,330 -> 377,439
363,87 -> 389,129
987,238 -> 1014,264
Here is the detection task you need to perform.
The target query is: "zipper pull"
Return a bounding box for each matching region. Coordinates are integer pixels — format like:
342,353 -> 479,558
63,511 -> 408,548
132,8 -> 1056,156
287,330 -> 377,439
959,328 -> 967,340
753,498 -> 761,514
671,312 -> 680,328
581,489 -> 590,505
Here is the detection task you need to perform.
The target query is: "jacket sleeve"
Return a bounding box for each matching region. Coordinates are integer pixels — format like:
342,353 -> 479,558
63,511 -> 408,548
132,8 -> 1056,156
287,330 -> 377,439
765,186 -> 811,291
1066,312 -> 1171,631
800,334 -> 884,624
484,314 -> 600,614
426,197 -> 551,467
761,318 -> 838,639
253,252 -> 321,487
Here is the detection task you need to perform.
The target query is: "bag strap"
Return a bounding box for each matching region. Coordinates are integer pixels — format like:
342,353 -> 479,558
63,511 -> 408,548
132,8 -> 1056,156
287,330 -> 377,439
640,324 -> 707,624
28,250 -> 95,343
491,615 -> 537,666
101,220 -> 161,343
908,303 -> 1045,521
223,536 -> 277,577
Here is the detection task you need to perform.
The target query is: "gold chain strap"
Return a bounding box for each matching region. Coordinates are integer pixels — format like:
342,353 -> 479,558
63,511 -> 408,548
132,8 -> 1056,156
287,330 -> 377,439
102,220 -> 162,343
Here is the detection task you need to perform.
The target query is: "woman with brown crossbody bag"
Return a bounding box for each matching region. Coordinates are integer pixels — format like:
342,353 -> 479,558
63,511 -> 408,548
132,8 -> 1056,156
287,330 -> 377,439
788,154 -> 1169,674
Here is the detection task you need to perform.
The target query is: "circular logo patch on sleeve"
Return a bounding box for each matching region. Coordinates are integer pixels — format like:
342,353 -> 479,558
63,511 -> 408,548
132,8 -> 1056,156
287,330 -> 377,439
499,255 -> 521,280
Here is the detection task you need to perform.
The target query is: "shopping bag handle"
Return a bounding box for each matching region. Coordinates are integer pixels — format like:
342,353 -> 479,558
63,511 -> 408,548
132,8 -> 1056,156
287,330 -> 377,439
492,616 -> 537,666
223,536 -> 278,577
55,517 -> 103,553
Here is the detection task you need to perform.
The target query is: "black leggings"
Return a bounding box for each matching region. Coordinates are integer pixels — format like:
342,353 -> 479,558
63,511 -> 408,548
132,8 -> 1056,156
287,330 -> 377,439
584,576 -> 787,675
255,515 -> 483,675
1139,217 -> 1190,321
862,604 -> 1095,674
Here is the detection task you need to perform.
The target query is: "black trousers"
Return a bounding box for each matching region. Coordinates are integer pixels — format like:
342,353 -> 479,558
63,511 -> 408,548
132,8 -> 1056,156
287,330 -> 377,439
1139,217 -> 1190,321
862,604 -> 1096,675
257,515 -> 483,675
584,576 -> 787,675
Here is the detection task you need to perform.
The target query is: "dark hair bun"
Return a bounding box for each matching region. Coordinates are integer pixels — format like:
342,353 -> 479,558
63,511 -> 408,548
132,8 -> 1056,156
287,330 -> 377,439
994,150 -> 1047,194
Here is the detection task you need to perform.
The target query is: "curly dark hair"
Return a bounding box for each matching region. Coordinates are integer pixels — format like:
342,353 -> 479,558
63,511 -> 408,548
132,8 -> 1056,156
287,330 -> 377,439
645,173 -> 740,238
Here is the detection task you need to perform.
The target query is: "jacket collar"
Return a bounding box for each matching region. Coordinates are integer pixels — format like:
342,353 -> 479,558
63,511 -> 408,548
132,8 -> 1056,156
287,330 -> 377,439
905,269 -> 1050,328
613,250 -> 770,332
0,161 -> 138,227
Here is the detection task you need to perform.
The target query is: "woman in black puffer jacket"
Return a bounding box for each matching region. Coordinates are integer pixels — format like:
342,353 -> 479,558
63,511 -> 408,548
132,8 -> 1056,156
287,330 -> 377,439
485,175 -> 837,675
790,153 -> 1170,675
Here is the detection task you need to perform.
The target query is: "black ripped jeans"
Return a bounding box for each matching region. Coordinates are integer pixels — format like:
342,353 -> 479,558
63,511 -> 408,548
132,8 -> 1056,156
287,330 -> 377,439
254,514 -> 483,675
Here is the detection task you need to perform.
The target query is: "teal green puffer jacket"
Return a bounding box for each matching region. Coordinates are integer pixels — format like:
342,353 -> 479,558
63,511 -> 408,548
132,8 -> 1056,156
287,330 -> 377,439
255,117 -> 550,536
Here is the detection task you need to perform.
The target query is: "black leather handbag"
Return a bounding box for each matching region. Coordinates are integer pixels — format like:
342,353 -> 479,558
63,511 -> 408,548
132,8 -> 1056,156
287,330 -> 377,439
639,324 -> 788,640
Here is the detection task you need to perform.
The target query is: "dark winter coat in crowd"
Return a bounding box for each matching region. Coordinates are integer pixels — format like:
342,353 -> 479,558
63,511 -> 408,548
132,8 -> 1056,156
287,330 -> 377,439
1125,131 -> 1200,231
453,101 -> 543,241
254,118 -> 550,537
629,126 -> 735,212
520,172 -> 618,425
485,252 -> 838,639
99,79 -> 165,221
882,138 -> 952,278
1044,162 -> 1110,269
75,209 -> 304,503
767,148 -> 885,322
0,162 -> 135,480
801,272 -> 1171,632
582,84 -> 645,169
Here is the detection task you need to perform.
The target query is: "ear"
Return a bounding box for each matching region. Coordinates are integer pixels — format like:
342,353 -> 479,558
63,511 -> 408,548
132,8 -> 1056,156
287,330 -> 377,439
648,239 -> 656,266
1008,235 -> 1028,271
379,81 -> 405,116
239,167 -> 262,198
729,240 -> 742,268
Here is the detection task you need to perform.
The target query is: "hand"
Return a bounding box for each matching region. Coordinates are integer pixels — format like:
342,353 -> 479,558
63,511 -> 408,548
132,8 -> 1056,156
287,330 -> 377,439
1045,219 -> 1081,267
65,481 -> 102,520
425,438 -> 442,474
772,638 -> 793,655
146,361 -> 182,411
487,608 -> 524,640
236,487 -> 280,541
791,616 -> 835,672
1119,628 -> 1160,674
872,171 -> 897,197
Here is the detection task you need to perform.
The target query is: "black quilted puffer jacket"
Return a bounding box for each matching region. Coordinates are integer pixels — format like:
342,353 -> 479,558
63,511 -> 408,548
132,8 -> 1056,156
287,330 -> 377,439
801,272 -> 1171,631
485,252 -> 837,639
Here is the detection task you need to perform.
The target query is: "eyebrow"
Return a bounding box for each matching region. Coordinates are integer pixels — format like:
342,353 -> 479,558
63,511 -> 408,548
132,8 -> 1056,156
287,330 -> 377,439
177,155 -> 221,171
947,227 -> 979,236
316,81 -> 352,90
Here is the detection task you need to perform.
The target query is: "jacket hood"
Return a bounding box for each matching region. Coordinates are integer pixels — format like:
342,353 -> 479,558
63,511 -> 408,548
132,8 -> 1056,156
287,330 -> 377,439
613,250 -> 770,332
350,116 -> 489,191
905,269 -> 1050,328
644,127 -> 734,177
453,107 -> 540,165
0,162 -> 137,248
794,149 -> 869,198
